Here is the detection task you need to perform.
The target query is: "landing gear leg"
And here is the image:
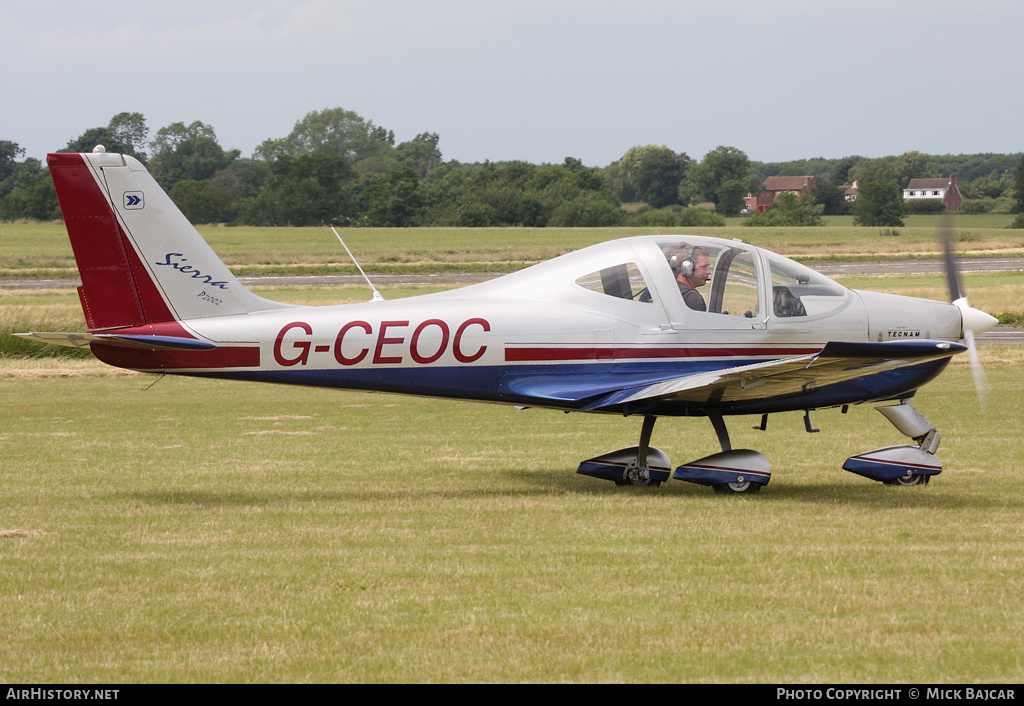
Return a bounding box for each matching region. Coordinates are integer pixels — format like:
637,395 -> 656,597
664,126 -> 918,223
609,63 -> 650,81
708,413 -> 760,494
618,416 -> 659,486
710,412 -> 732,452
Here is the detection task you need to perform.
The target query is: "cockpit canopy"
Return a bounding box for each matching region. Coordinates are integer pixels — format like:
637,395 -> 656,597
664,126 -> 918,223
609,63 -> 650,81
566,235 -> 849,321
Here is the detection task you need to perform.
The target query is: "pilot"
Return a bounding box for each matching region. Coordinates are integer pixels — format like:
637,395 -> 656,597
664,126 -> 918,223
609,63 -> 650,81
667,244 -> 711,311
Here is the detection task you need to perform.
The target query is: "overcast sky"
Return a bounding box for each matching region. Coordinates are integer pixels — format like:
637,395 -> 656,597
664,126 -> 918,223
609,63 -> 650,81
4,0 -> 1022,167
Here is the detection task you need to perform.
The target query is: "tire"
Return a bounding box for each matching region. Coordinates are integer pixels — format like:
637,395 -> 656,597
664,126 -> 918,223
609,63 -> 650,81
615,478 -> 661,487
884,473 -> 930,486
712,480 -> 762,495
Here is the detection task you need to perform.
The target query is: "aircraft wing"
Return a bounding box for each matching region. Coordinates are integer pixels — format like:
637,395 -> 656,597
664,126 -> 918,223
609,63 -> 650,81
577,340 -> 966,411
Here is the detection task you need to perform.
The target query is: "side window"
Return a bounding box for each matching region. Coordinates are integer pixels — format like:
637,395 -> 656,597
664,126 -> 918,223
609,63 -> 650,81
575,263 -> 651,303
716,250 -> 760,318
658,240 -> 760,318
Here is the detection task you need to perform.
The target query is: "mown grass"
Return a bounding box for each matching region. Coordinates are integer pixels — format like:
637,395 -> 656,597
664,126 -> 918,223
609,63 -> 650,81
1,348 -> 1022,683
3,218 -> 1024,278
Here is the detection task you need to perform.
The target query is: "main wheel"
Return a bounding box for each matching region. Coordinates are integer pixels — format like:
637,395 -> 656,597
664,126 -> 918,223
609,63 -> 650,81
884,472 -> 930,486
615,479 -> 662,486
712,480 -> 761,495
615,462 -> 661,487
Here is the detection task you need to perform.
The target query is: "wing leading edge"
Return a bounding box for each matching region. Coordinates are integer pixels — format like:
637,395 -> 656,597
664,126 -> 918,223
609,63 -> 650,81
576,340 -> 966,412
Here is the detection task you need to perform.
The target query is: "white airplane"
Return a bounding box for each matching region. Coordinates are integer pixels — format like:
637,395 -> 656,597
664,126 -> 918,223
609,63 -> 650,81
20,149 -> 998,494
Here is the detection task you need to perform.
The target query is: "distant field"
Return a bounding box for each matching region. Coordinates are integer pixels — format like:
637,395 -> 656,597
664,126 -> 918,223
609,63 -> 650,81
2,217 -> 1024,278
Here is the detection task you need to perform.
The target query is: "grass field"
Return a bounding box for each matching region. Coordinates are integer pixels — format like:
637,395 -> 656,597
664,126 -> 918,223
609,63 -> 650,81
1,222 -> 1023,682
1,351 -> 1022,683
3,216 -> 1024,278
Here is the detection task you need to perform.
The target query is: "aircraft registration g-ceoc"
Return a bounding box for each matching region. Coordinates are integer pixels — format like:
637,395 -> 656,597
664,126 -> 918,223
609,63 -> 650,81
20,149 -> 997,494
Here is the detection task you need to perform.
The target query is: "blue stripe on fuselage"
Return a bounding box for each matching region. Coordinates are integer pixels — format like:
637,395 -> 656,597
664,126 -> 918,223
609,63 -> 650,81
179,356 -> 951,416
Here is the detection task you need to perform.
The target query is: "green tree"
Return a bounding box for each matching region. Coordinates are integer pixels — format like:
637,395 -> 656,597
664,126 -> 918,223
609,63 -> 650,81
395,133 -> 443,180
109,112 -> 150,161
831,157 -> 859,187
639,206 -> 727,227
962,175 -> 1006,200
61,113 -> 149,161
206,159 -> 271,223
1,141 -> 25,187
62,127 -> 131,156
242,153 -> 356,226
603,161 -> 635,203
894,150 -> 931,188
459,162 -> 538,225
547,192 -> 623,227
257,108 -> 396,175
743,191 -> 824,227
616,145 -> 690,209
852,180 -> 905,227
681,146 -> 760,216
148,121 -> 239,190
0,156 -> 59,220
170,179 -> 233,224
811,180 -> 851,216
0,176 -> 60,221
359,169 -> 424,227
1012,154 -> 1024,214
454,201 -> 496,227
850,157 -> 898,186
418,162 -> 476,225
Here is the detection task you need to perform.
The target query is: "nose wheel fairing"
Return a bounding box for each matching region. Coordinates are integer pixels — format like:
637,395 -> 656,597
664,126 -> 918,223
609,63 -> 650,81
841,400 -> 943,484
842,445 -> 941,483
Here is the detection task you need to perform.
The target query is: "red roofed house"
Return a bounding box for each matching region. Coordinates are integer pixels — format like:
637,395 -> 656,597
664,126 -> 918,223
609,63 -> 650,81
745,176 -> 819,213
903,175 -> 963,211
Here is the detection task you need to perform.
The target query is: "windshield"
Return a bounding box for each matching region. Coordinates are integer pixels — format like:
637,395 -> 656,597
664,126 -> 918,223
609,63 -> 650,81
762,251 -> 848,317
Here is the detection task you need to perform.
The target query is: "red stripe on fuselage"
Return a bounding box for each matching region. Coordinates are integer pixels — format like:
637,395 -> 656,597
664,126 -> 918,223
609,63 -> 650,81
503,345 -> 822,362
90,343 -> 260,370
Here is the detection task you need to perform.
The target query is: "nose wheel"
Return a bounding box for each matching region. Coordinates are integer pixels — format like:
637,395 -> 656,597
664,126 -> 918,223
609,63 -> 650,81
712,479 -> 762,494
884,472 -> 930,486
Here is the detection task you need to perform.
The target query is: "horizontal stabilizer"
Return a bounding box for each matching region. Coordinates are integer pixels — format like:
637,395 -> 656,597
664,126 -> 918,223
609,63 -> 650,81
15,332 -> 217,351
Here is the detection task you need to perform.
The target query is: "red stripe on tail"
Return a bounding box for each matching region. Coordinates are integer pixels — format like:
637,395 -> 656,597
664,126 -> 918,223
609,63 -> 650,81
48,153 -> 175,329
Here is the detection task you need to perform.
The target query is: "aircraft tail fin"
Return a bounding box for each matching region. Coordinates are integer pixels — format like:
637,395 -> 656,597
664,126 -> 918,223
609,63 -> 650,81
48,150 -> 288,331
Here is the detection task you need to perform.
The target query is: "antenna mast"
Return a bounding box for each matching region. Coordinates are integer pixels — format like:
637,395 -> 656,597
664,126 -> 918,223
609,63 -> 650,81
331,226 -> 385,302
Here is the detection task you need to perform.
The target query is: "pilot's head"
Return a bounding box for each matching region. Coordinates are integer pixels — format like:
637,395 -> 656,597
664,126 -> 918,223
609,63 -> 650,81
667,244 -> 710,286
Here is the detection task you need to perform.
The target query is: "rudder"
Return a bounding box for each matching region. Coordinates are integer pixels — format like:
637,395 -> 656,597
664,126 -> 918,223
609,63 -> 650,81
49,151 -> 153,329
48,150 -> 287,330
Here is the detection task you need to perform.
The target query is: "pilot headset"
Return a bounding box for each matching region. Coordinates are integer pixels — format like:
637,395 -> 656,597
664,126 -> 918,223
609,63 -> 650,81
670,246 -> 696,278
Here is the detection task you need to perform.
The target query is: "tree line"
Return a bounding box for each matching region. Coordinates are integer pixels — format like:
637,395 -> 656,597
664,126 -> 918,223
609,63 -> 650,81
2,109 -> 1023,227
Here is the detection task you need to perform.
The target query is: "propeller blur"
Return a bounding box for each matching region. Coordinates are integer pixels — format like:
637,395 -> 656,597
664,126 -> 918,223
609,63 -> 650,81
18,150 -> 999,494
